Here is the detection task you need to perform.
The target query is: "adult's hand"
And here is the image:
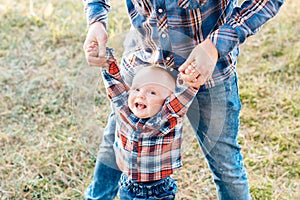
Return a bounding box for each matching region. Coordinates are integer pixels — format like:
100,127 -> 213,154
83,22 -> 108,67
178,39 -> 218,88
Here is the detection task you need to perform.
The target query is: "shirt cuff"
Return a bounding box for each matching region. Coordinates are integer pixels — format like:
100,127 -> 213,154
84,1 -> 110,27
208,23 -> 240,58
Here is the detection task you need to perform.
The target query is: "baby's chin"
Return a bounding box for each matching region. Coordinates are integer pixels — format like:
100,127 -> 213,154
133,111 -> 152,119
130,105 -> 162,118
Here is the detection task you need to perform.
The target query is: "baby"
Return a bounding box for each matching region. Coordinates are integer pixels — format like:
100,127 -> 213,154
87,45 -> 198,199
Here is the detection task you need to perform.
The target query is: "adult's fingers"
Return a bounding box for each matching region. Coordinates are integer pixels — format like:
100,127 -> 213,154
182,74 -> 206,88
85,55 -> 107,67
194,74 -> 207,86
180,72 -> 198,82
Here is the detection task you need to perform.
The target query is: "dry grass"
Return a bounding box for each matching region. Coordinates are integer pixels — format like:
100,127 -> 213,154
0,0 -> 299,199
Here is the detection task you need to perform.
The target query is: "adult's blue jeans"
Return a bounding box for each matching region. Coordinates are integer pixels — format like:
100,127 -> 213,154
84,112 -> 122,200
84,74 -> 251,200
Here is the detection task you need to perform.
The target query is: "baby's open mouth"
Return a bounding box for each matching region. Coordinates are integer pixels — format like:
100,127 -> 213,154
135,102 -> 147,110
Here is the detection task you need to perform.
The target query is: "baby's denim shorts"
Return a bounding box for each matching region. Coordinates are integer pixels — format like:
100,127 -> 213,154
118,173 -> 177,200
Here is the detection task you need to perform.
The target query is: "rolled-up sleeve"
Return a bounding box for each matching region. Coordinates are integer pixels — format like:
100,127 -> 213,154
83,0 -> 111,27
209,0 -> 285,58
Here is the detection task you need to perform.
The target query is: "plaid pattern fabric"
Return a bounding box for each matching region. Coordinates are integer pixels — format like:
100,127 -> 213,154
101,59 -> 198,182
84,0 -> 284,88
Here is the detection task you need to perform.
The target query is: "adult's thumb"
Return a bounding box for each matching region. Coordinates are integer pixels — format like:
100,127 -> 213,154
96,31 -> 108,57
98,44 -> 107,58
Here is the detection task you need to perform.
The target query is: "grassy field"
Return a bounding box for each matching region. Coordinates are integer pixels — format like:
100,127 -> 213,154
0,0 -> 299,199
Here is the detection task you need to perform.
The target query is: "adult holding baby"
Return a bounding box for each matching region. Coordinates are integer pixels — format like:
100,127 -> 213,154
82,0 -> 285,199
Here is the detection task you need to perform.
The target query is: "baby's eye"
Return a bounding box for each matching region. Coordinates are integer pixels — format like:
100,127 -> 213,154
149,91 -> 157,95
134,88 -> 140,92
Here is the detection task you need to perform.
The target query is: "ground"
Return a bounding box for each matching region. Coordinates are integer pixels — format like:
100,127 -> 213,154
0,0 -> 299,199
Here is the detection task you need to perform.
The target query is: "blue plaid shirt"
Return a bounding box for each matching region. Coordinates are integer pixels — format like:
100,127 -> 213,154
84,0 -> 284,88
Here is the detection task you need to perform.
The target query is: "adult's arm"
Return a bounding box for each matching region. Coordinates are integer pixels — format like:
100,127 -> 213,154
83,0 -> 110,27
82,0 -> 111,66
179,0 -> 285,87
209,0 -> 285,58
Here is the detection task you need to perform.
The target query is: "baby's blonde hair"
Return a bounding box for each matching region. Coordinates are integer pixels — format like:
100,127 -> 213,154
132,65 -> 176,91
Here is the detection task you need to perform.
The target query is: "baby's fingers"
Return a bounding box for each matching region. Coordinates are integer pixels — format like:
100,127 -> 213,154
184,64 -> 196,75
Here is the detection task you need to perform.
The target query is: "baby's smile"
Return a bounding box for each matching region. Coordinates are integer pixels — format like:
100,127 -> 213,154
135,102 -> 147,110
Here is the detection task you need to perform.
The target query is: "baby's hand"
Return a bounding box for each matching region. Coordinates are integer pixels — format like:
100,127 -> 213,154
86,42 -> 110,68
86,41 -> 99,57
182,63 -> 196,75
179,62 -> 198,84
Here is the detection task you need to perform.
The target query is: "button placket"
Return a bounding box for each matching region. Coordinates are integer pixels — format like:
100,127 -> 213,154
156,1 -> 174,68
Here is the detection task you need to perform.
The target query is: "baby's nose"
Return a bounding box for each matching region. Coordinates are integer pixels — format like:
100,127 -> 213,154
136,90 -> 146,98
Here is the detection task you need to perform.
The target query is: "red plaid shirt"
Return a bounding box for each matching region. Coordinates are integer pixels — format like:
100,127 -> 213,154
102,59 -> 198,182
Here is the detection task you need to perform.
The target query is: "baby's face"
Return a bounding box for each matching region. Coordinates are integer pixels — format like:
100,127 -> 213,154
128,83 -> 172,118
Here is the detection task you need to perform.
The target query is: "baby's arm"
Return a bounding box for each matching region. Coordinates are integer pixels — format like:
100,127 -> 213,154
101,58 -> 129,101
161,79 -> 199,118
95,48 -> 132,120
87,43 -> 127,87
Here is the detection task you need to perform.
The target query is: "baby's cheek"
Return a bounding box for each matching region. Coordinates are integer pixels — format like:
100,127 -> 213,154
150,103 -> 163,113
127,98 -> 134,110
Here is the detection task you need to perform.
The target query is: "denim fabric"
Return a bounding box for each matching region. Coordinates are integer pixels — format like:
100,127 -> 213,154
85,74 -> 251,200
119,173 -> 177,200
84,161 -> 121,200
84,112 -> 122,200
186,74 -> 251,200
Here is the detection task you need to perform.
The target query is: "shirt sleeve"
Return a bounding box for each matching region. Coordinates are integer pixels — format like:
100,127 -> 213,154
101,61 -> 130,108
209,0 -> 285,58
162,84 -> 198,118
82,0 -> 110,27
102,61 -> 139,127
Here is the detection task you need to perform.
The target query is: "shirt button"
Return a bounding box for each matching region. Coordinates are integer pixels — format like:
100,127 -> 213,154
161,33 -> 167,38
158,8 -> 163,13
